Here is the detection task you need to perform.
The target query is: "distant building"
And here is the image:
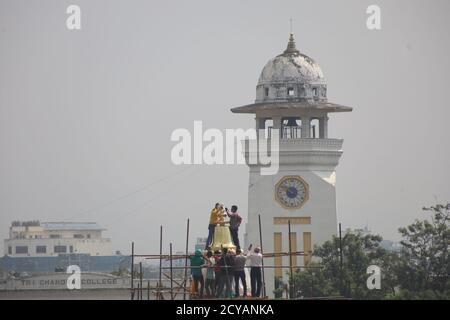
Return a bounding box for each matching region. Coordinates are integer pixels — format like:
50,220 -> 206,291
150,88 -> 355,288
194,237 -> 207,251
173,251 -> 185,268
354,226 -> 372,237
354,226 -> 401,252
380,240 -> 401,252
1,221 -> 130,274
5,221 -> 111,257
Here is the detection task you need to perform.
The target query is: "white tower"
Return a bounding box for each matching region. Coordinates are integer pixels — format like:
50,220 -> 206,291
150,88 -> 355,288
231,33 -> 352,298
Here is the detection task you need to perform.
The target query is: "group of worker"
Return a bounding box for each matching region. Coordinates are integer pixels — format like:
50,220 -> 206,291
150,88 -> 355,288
188,203 -> 263,299
206,203 -> 242,250
189,245 -> 263,299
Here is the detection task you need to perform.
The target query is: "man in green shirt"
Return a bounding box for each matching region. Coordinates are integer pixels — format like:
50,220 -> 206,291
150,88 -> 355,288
189,249 -> 205,298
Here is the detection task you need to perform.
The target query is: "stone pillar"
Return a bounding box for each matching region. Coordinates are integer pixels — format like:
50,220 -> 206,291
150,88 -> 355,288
272,116 -> 282,139
255,117 -> 265,139
255,116 -> 266,131
319,116 -> 328,138
301,116 -> 310,138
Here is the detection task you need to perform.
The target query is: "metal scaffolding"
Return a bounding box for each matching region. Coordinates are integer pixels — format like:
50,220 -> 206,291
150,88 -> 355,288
129,215 -> 326,300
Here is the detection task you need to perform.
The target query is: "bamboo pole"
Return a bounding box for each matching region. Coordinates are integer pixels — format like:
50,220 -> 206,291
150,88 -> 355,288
170,242 -> 174,300
339,222 -> 344,296
159,225 -> 163,299
139,262 -> 143,300
183,219 -> 190,300
258,214 -> 266,297
130,241 -> 134,300
288,219 -> 293,299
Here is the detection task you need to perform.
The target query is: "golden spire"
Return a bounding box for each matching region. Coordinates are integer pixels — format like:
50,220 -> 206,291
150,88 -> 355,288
283,32 -> 300,55
283,19 -> 300,55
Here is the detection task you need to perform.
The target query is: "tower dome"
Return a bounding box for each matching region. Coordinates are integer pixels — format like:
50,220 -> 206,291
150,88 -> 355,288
256,33 -> 327,103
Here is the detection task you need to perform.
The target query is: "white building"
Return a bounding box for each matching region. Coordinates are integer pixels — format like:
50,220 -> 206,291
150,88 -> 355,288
4,221 -> 112,257
194,237 -> 207,251
231,33 -> 352,297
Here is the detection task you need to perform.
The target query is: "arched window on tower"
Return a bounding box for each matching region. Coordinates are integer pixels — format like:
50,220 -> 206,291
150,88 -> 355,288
282,117 -> 301,139
287,87 -> 294,97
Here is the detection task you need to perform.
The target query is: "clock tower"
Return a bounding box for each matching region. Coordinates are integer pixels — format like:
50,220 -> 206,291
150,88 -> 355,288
231,33 -> 352,297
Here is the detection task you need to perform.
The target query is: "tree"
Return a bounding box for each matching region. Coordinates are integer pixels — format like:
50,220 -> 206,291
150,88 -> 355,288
290,203 -> 450,300
291,262 -> 338,298
291,230 -> 393,299
394,204 -> 450,299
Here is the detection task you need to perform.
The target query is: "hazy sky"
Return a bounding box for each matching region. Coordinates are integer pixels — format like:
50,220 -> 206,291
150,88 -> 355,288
1,0 -> 449,255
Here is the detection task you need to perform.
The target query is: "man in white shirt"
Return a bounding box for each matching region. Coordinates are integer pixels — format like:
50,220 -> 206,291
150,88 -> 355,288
246,244 -> 263,297
233,248 -> 247,297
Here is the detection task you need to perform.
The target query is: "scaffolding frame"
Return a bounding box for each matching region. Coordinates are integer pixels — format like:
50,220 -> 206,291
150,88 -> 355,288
129,214 -> 332,300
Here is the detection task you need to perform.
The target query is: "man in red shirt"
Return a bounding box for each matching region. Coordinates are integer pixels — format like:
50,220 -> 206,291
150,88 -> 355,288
225,205 -> 242,250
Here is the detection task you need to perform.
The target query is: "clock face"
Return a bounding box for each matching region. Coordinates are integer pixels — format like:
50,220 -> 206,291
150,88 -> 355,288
275,176 -> 309,209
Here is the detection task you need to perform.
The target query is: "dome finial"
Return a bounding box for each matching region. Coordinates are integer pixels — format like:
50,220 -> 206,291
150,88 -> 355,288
283,32 -> 299,55
283,20 -> 299,55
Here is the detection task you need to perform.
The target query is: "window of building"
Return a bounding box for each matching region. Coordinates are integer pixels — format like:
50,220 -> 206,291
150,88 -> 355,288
15,246 -> 28,254
50,234 -> 61,239
287,87 -> 294,96
87,234 -> 91,239
313,87 -> 318,96
36,246 -> 46,254
265,87 -> 269,97
8,246 -> 12,255
70,246 -> 73,253
54,245 -> 67,253
73,234 -> 84,239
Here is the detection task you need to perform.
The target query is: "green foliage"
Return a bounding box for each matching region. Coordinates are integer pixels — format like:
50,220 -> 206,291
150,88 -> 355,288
291,262 -> 338,298
273,276 -> 285,299
395,204 -> 450,298
291,230 -> 392,299
289,203 -> 450,300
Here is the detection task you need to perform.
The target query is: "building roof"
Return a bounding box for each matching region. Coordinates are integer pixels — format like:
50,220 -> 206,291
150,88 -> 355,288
41,222 -> 105,231
231,101 -> 352,114
258,37 -> 325,88
231,33 -> 353,114
231,33 -> 352,113
254,33 -> 328,104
